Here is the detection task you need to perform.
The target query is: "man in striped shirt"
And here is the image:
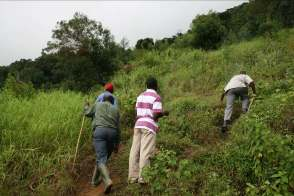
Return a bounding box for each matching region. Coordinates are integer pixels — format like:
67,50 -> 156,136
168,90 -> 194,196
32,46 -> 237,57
128,77 -> 169,184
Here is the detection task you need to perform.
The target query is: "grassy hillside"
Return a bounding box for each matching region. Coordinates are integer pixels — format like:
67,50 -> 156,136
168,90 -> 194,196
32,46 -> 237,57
113,29 -> 294,195
0,29 -> 293,195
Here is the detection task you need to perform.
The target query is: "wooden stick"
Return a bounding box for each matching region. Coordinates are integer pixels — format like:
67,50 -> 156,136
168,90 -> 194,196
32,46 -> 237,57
248,96 -> 255,112
72,115 -> 86,171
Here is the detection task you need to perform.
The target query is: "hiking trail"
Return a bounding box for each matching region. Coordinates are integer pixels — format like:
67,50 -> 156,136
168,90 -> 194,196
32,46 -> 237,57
75,145 -> 128,196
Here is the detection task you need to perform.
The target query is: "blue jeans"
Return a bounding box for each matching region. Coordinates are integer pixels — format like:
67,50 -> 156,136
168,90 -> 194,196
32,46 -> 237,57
93,127 -> 118,165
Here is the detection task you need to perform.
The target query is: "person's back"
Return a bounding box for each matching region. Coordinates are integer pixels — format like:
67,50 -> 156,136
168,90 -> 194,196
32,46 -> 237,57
221,71 -> 256,132
94,102 -> 119,130
84,95 -> 120,194
128,77 -> 169,184
96,82 -> 118,107
224,74 -> 253,92
135,89 -> 162,133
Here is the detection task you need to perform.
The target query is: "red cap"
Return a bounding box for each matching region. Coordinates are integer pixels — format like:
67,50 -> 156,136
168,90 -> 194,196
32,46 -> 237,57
104,83 -> 114,93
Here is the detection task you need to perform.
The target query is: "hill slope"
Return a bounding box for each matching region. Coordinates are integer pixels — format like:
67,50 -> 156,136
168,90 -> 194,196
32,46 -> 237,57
111,29 -> 294,195
0,29 -> 293,195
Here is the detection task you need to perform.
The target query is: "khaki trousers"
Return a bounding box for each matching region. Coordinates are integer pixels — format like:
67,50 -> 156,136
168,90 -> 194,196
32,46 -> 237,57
128,128 -> 156,180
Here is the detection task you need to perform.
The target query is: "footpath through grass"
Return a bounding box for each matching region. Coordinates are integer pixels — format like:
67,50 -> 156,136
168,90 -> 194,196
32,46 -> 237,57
0,29 -> 293,195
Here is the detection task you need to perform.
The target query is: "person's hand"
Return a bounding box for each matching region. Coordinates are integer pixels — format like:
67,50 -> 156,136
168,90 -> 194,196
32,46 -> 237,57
114,144 -> 119,153
163,111 -> 169,116
220,93 -> 225,102
84,99 -> 90,106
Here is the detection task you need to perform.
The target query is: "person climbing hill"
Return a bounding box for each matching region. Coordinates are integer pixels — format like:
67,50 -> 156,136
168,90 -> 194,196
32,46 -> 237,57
128,77 -> 169,184
220,71 -> 256,132
84,95 -> 120,194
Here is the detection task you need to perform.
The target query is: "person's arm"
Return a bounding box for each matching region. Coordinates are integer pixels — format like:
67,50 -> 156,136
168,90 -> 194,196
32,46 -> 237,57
97,93 -> 104,103
154,111 -> 169,121
249,82 -> 256,95
244,75 -> 256,95
84,102 -> 95,118
153,96 -> 169,121
113,96 -> 118,107
220,92 -> 226,102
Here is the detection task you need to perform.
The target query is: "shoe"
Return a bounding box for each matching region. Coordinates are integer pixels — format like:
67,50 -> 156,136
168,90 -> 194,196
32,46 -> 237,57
98,164 -> 113,194
138,177 -> 147,184
223,120 -> 231,126
128,178 -> 138,184
221,125 -> 228,133
91,165 -> 102,186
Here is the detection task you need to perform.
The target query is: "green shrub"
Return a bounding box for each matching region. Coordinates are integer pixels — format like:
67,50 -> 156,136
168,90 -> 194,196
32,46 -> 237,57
0,91 -> 89,195
3,74 -> 36,99
143,149 -> 199,195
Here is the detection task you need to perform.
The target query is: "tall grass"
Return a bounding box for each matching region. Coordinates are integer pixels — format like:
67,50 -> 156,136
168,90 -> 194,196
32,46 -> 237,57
0,91 -> 91,195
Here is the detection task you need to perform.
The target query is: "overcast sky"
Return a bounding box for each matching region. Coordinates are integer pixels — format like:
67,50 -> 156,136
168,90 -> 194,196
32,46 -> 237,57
0,1 -> 247,66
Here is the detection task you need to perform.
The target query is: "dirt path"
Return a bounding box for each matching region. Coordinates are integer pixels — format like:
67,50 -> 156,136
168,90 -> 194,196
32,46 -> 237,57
77,175 -> 121,196
76,145 -> 128,196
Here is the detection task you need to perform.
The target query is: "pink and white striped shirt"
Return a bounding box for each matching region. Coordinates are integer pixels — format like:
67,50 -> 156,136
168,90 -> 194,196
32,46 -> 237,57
134,89 -> 163,134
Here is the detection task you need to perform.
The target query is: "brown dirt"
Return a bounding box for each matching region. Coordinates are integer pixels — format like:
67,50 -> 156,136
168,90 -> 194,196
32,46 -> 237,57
75,145 -> 127,196
77,175 -> 122,196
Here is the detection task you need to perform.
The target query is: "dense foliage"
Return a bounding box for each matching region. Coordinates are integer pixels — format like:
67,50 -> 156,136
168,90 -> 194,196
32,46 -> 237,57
137,0 -> 294,51
0,13 -> 130,92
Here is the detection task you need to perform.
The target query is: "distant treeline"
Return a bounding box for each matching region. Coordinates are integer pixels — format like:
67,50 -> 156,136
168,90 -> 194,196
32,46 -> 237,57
1,0 -> 293,92
136,0 -> 294,50
0,13 -> 132,92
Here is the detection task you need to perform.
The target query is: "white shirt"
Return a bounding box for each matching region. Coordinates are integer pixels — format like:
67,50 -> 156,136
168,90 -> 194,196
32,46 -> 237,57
224,74 -> 253,92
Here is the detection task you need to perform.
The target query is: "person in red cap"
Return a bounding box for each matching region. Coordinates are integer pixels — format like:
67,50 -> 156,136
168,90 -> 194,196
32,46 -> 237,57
96,82 -> 118,107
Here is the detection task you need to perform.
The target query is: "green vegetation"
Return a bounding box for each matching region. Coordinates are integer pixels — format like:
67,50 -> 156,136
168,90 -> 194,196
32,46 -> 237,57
1,28 -> 293,195
138,0 -> 294,51
112,29 -> 294,195
0,12 -> 131,92
0,78 -> 91,195
0,0 -> 294,195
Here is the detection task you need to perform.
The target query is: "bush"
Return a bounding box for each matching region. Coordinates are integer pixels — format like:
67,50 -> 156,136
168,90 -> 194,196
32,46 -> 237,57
191,12 -> 227,50
2,74 -> 36,99
0,91 -> 88,195
143,149 -> 199,195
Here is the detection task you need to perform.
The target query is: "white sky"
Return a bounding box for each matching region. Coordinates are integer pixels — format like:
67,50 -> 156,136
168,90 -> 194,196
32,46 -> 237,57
0,1 -> 246,66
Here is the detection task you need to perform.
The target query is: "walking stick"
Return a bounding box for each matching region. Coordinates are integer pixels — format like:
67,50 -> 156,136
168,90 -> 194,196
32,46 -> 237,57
72,115 -> 86,171
248,96 -> 256,112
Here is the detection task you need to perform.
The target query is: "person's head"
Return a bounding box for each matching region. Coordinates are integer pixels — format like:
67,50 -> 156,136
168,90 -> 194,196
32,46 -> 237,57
103,95 -> 114,105
240,70 -> 247,75
104,82 -> 114,93
146,76 -> 158,91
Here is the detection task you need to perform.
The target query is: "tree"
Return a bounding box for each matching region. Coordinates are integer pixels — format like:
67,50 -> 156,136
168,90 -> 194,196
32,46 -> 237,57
120,37 -> 129,50
135,38 -> 154,50
42,12 -> 120,91
3,74 -> 35,98
43,12 -> 114,55
191,12 -> 227,50
0,66 -> 9,89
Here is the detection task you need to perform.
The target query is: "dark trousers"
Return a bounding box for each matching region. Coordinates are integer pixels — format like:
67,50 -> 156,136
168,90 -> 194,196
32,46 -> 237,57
93,127 -> 118,165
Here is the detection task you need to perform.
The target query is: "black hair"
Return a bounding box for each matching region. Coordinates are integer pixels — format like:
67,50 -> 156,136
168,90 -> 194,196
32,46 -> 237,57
103,95 -> 114,105
146,77 -> 158,90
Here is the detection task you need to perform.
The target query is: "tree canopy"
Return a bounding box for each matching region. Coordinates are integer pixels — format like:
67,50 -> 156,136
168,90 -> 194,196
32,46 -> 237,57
1,12 -> 129,92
